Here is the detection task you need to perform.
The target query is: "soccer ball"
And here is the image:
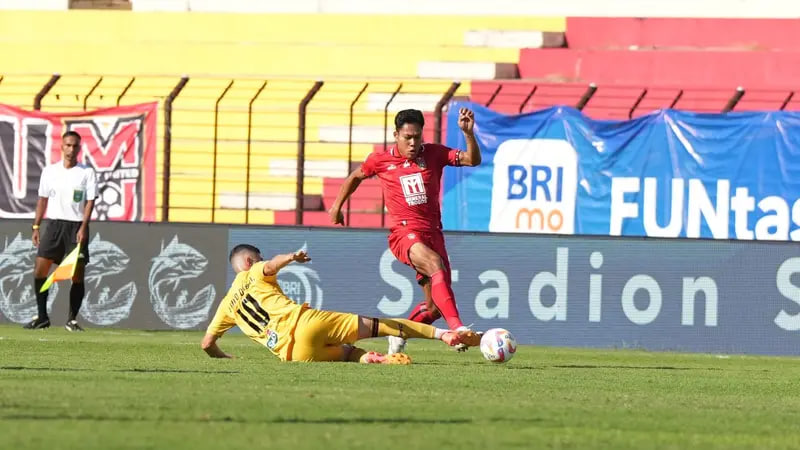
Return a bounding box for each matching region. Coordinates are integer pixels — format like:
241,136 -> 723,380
479,328 -> 517,363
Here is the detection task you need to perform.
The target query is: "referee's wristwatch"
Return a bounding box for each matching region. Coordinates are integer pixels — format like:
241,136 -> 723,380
31,224 -> 40,231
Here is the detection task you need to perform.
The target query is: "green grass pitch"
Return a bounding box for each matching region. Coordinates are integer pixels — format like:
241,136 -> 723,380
1,324 -> 800,449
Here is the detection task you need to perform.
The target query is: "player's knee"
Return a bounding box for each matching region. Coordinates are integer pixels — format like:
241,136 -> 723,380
33,265 -> 48,278
426,254 -> 445,273
357,316 -> 377,339
416,254 -> 443,275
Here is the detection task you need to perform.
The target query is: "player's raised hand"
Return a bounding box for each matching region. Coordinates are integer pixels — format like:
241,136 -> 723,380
293,250 -> 311,263
458,108 -> 475,134
329,207 -> 345,226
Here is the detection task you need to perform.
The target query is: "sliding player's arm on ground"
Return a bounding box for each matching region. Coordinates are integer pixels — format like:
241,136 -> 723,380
202,300 -> 237,358
329,153 -> 378,225
456,108 -> 481,167
262,251 -> 311,277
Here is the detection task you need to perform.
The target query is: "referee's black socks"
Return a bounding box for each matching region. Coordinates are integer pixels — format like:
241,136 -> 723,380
69,283 -> 85,322
33,278 -> 48,320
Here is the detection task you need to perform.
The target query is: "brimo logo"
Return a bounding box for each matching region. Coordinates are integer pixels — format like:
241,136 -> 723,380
489,139 -> 578,234
510,165 -> 565,231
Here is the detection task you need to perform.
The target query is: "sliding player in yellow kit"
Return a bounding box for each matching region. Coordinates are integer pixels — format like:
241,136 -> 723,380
201,244 -> 481,364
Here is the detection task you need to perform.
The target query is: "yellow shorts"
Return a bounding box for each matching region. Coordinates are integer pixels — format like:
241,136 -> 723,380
289,309 -> 360,362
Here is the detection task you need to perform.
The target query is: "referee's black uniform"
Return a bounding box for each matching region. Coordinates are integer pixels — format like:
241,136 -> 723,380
26,131 -> 97,331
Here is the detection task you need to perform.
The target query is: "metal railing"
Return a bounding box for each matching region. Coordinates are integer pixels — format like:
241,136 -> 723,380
4,74 -> 788,227
2,74 -> 464,227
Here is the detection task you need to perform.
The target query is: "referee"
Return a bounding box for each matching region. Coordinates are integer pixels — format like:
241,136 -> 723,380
25,131 -> 97,331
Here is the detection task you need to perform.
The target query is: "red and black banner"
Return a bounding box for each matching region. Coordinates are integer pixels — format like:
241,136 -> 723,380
0,103 -> 157,221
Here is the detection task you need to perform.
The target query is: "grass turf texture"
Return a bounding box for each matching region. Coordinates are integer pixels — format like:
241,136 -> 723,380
1,324 -> 800,449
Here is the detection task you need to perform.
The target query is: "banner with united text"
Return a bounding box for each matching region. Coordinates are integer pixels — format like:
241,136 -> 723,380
0,102 -> 157,221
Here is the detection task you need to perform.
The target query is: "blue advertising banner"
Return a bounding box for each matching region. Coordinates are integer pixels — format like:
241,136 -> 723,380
228,226 -> 800,356
442,103 -> 800,241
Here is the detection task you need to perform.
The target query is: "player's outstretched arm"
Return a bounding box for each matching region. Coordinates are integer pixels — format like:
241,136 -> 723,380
328,167 -> 368,225
262,250 -> 311,277
457,108 -> 482,167
201,333 -> 234,359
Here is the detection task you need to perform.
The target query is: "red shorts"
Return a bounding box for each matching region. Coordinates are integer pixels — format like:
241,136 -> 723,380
388,227 -> 451,284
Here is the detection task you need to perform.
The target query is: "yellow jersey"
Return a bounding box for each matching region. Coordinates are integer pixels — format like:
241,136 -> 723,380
206,261 -> 309,361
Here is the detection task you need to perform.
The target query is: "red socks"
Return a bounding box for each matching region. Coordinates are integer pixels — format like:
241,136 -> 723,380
429,270 -> 463,330
407,301 -> 440,325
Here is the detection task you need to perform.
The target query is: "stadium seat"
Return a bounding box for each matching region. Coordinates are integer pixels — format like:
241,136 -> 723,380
671,87 -> 742,113
576,85 -> 645,119
518,48 -> 800,88
566,17 -> 800,51
0,74 -> 53,109
521,83 -> 592,113
471,81 -> 538,114
733,89 -> 794,112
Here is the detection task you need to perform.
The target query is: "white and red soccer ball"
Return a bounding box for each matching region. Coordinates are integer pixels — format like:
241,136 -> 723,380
479,328 -> 517,363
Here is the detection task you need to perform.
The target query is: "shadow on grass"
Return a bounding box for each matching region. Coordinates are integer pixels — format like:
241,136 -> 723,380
1,414 -> 479,425
0,366 -> 240,374
549,364 -> 721,371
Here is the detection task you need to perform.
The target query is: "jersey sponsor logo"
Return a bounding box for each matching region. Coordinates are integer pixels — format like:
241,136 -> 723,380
80,233 -> 136,326
148,236 -> 217,329
399,173 -> 428,206
277,242 -> 323,309
489,139 -> 578,234
0,233 -> 58,323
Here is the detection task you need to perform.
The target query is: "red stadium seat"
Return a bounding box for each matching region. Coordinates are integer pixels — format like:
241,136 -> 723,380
581,85 -> 647,120
521,83 -> 590,113
733,89 -> 794,112
566,18 -> 800,51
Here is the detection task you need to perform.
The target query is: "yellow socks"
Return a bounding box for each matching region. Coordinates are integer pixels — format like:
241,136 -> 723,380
375,318 -> 436,340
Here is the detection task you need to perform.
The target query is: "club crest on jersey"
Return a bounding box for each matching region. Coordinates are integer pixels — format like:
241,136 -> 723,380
415,157 -> 426,169
266,329 -> 278,349
398,173 -> 428,206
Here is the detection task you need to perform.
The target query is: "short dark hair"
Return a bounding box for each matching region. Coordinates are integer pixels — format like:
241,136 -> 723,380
62,131 -> 81,142
394,109 -> 425,130
229,243 -> 261,261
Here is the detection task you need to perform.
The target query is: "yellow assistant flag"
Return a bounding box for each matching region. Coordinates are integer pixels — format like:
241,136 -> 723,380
39,244 -> 81,293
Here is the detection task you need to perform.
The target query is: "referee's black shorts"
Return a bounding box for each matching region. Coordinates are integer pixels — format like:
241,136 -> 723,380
37,219 -> 90,265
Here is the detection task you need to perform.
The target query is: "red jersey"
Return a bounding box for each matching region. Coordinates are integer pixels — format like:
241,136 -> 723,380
361,143 -> 462,231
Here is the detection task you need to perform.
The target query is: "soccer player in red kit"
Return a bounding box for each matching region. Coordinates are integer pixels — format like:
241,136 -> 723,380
329,108 -> 482,353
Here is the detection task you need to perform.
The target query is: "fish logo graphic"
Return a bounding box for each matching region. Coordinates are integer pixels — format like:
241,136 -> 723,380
80,233 -> 137,326
0,233 -> 58,323
276,242 -> 323,309
148,236 -> 216,329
